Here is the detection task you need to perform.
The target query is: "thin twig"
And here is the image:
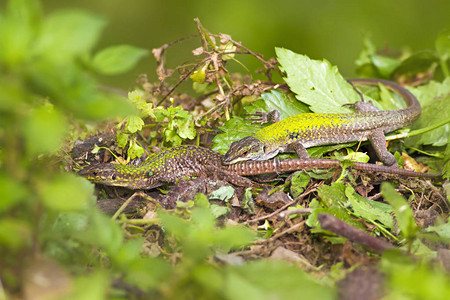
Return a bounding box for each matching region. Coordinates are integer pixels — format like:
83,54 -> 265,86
278,208 -> 313,219
157,57 -> 208,105
253,221 -> 306,244
112,191 -> 146,220
318,213 -> 394,254
243,186 -> 318,225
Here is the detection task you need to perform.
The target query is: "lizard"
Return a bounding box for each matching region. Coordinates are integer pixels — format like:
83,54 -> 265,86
222,78 -> 422,167
78,145 -> 438,190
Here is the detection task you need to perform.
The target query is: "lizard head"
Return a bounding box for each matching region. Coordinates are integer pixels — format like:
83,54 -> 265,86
78,163 -> 153,189
222,136 -> 266,164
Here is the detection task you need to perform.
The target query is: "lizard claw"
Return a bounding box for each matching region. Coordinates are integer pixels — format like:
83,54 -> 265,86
245,111 -> 269,124
244,110 -> 280,125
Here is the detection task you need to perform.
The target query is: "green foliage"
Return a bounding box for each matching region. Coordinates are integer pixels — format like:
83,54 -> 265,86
381,251 -> 450,300
406,78 -> 450,147
345,185 -> 394,228
224,260 -> 336,300
154,201 -> 337,299
23,103 -> 68,155
276,47 -> 368,113
92,45 -> 149,75
289,171 -> 311,198
355,35 -> 446,79
154,105 -> 196,144
0,0 -> 149,296
306,182 -> 395,243
116,90 -> 197,159
381,183 -> 418,244
436,29 -> 450,77
39,174 -> 94,211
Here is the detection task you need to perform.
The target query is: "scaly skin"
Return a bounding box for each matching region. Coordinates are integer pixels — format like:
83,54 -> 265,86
223,78 -> 421,166
78,145 -> 438,190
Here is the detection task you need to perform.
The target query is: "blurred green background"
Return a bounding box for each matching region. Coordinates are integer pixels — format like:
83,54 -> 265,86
45,0 -> 450,89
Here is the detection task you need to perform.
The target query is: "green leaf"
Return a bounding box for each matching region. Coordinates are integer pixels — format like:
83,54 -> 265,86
381,183 -> 418,239
84,210 -> 124,255
128,89 -> 154,117
406,78 -> 450,147
214,226 -> 256,251
0,173 -> 28,212
0,0 -> 40,66
190,69 -> 206,84
81,93 -> 137,120
212,117 -> 261,154
290,171 -> 310,198
32,9 -> 106,60
40,174 -> 94,211
345,185 -> 394,228
194,193 -> 210,208
276,47 -> 362,113
241,187 -> 255,214
124,257 -> 171,290
68,271 -> 110,300
425,217 -> 450,242
209,186 -> 235,202
306,142 -> 357,159
370,55 -> 402,77
392,50 -> 439,77
174,113 -> 196,140
92,45 -> 149,75
210,204 -> 231,218
247,90 -> 310,119
219,40 -> 236,61
0,218 -> 31,250
444,145 -> 450,180
116,132 -> 129,148
158,210 -> 190,238
225,260 -> 336,299
127,139 -> 145,159
125,115 -> 144,133
23,104 -> 68,155
381,253 -> 450,300
317,182 -> 347,208
340,149 -> 370,163
436,29 -> 450,61
311,183 -> 366,233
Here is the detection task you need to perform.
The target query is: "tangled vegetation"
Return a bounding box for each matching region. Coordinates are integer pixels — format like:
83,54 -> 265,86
0,1 -> 449,299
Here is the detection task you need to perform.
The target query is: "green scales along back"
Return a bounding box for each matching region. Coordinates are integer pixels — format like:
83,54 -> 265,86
255,109 -> 415,151
78,145 -> 222,189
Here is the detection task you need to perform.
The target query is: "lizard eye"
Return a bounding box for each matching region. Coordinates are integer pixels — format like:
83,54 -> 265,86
111,174 -> 116,180
92,171 -> 98,176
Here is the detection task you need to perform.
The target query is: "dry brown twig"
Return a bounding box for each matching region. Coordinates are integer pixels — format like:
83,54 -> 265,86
151,18 -> 279,121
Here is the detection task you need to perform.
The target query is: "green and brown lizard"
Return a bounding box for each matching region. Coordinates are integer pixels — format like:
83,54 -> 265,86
223,78 -> 422,167
78,145 -> 438,190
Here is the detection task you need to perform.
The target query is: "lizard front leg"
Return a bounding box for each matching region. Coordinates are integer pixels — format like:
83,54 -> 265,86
367,128 -> 398,167
246,110 -> 281,125
288,141 -> 310,159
